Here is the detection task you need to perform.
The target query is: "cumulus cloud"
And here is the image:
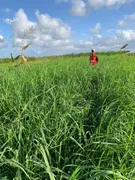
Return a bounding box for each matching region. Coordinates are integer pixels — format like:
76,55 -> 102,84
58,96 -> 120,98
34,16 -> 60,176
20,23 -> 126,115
5,8 -> 71,49
95,36 -> 118,47
12,9 -> 36,38
88,0 -> 130,9
35,10 -> 71,39
90,23 -> 101,34
118,20 -> 128,27
70,0 -> 86,16
116,30 -> 135,41
56,0 -> 131,17
56,0 -> 86,16
56,0 -> 132,17
115,30 -> 135,52
36,35 -> 122,56
4,8 -> 135,56
4,18 -> 15,24
96,34 -> 102,39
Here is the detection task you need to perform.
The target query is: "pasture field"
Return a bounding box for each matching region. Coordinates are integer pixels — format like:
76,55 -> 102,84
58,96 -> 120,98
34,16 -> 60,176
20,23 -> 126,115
0,53 -> 135,179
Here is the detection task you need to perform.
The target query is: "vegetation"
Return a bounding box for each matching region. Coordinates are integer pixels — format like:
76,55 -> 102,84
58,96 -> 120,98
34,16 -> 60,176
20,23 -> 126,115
0,53 -> 135,179
0,50 -> 133,64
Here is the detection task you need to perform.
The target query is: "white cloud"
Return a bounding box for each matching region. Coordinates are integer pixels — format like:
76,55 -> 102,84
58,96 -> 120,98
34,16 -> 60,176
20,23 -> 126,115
56,0 -> 86,16
90,23 -> 101,34
35,10 -> 71,39
74,40 -> 93,48
116,30 -> 135,41
88,0 -> 129,9
56,0 -> 132,17
56,0 -> 130,17
70,0 -> 86,16
96,34 -> 102,39
118,13 -> 135,28
4,18 -> 16,24
32,35 -> 123,56
9,9 -> 36,40
5,8 -> 71,50
4,8 -> 135,56
95,36 -> 118,47
118,20 -> 128,27
0,35 -> 7,48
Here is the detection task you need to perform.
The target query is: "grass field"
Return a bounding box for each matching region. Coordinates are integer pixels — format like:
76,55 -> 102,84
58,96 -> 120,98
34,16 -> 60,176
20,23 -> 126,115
0,53 -> 135,180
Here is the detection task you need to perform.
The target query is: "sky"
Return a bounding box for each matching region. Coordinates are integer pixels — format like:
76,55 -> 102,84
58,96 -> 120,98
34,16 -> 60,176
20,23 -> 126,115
0,0 -> 135,58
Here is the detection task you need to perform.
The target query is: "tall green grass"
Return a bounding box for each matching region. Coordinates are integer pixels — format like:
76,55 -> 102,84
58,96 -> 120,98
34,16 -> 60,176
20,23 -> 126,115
0,54 -> 135,179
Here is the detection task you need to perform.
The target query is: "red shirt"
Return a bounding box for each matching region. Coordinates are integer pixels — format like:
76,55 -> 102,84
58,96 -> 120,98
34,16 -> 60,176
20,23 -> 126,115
90,55 -> 98,65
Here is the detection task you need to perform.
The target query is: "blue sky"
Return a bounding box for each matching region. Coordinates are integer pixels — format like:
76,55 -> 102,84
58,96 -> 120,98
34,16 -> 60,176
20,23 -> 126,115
0,0 -> 135,58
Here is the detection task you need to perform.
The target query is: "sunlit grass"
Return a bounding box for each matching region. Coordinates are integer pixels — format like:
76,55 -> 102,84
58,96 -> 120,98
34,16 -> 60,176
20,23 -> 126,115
0,54 -> 135,179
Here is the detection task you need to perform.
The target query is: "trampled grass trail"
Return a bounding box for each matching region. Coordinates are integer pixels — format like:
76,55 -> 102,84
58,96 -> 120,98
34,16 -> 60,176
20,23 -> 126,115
0,54 -> 135,179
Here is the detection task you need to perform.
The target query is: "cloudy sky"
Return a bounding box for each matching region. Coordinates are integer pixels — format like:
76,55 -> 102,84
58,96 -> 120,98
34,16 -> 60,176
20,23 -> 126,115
0,0 -> 135,57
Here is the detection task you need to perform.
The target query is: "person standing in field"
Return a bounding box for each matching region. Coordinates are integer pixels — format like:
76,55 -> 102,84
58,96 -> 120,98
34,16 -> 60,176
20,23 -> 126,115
89,49 -> 98,65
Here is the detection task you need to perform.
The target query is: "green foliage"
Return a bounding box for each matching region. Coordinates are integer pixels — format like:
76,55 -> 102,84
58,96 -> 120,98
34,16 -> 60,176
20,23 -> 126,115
10,53 -> 14,62
14,55 -> 21,61
0,54 -> 135,179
